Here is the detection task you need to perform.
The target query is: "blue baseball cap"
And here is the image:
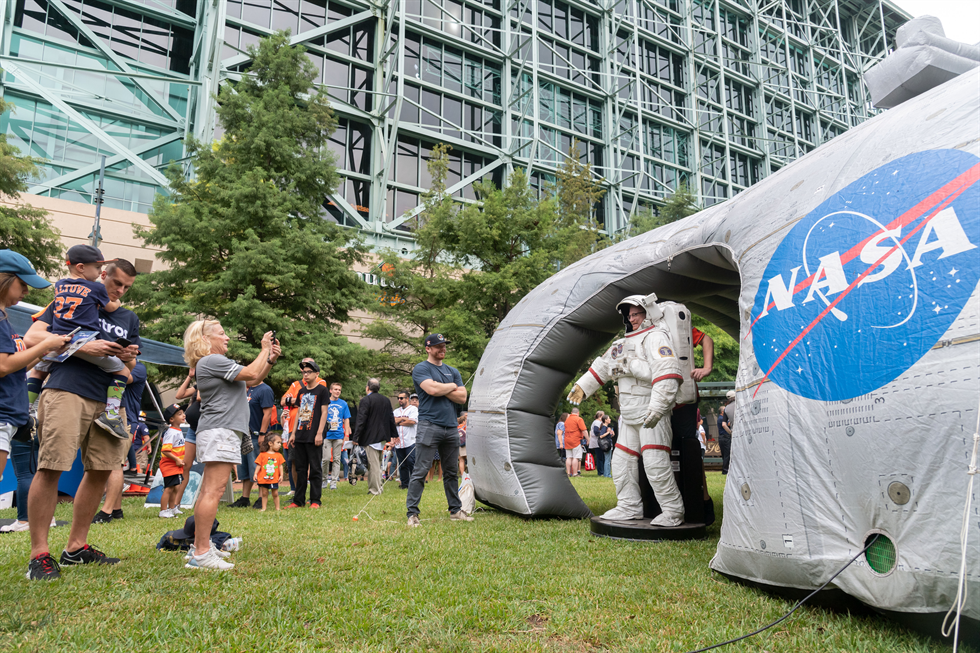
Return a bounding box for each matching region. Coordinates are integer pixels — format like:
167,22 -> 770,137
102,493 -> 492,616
0,250 -> 51,289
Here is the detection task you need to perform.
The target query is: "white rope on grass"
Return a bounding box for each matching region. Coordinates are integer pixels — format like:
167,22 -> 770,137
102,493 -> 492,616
350,448 -> 475,524
941,402 -> 979,652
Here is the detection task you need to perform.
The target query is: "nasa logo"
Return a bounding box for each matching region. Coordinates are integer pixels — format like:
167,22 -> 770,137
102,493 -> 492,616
659,346 -> 674,357
611,343 -> 623,359
751,149 -> 980,401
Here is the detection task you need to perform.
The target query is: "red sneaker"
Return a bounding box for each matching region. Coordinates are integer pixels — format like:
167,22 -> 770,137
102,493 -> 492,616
310,503 -> 320,509
285,503 -> 300,509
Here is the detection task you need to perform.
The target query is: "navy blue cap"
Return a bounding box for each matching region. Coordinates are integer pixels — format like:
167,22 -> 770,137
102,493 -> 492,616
66,244 -> 113,266
424,333 -> 450,346
0,250 -> 51,289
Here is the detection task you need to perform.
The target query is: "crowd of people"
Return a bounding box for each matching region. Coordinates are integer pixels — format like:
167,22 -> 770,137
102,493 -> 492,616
0,246 -> 475,577
1,243 -> 731,580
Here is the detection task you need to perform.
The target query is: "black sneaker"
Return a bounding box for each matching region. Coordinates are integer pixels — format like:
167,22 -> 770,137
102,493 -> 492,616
91,511 -> 113,524
26,553 -> 61,581
229,497 -> 250,508
59,544 -> 120,566
111,509 -> 124,520
252,499 -> 262,509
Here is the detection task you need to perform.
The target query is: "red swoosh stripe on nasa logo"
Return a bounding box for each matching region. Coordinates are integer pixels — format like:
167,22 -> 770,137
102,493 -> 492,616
753,177 -> 976,398
748,162 -> 980,338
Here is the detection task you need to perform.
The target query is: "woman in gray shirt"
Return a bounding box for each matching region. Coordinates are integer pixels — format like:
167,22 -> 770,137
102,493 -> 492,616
182,320 -> 280,570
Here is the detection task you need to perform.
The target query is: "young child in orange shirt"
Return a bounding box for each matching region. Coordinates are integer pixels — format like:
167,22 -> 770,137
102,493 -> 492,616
253,433 -> 286,511
159,404 -> 186,518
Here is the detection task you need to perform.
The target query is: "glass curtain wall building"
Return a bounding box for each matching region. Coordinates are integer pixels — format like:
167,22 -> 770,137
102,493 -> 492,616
0,0 -> 909,249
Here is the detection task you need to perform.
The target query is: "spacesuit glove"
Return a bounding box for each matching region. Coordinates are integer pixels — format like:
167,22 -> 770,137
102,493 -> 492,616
642,407 -> 665,429
567,385 -> 585,405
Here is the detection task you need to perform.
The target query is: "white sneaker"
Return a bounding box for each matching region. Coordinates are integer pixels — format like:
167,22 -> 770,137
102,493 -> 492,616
173,507 -> 184,515
184,542 -> 232,561
49,517 -> 57,528
184,547 -> 234,570
0,520 -> 29,533
600,506 -> 643,521
651,512 -> 683,527
159,509 -> 175,518
329,481 -> 337,490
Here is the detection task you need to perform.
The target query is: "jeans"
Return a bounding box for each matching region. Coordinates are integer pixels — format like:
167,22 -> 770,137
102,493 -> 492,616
341,449 -> 349,479
395,445 -> 416,489
292,442 -> 323,506
11,436 -> 39,522
719,437 -> 732,474
590,447 -> 605,476
407,421 -> 461,517
238,434 -> 259,481
602,448 -> 612,477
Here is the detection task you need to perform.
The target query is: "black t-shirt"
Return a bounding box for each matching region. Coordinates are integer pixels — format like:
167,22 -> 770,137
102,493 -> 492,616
293,384 -> 328,443
184,394 -> 201,431
42,304 -> 142,403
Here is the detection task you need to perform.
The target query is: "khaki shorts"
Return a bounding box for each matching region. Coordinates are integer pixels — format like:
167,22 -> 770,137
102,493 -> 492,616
37,389 -> 129,472
196,428 -> 244,465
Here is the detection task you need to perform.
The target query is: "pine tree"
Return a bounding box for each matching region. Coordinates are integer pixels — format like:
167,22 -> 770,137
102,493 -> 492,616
130,32 -> 371,391
0,96 -> 62,279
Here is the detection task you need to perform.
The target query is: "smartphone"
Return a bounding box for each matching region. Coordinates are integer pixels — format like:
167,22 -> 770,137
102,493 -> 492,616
67,326 -> 82,337
270,330 -> 277,343
115,337 -> 132,348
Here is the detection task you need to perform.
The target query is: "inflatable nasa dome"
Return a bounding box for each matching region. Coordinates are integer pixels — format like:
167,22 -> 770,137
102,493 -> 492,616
466,16 -> 978,644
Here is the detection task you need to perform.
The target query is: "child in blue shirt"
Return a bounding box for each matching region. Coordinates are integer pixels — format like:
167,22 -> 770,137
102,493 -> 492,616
47,245 -> 133,439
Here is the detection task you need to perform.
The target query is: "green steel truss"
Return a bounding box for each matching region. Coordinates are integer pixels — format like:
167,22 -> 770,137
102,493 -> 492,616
0,0 -> 909,249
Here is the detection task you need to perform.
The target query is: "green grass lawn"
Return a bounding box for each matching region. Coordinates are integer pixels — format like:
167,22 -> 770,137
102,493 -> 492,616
0,472 -> 966,652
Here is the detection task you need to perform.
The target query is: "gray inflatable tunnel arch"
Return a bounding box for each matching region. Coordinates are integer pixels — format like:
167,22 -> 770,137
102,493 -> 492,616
466,217 -> 743,518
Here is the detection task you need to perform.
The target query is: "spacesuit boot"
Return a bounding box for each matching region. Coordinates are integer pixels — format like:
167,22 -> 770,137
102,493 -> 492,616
600,432 -> 644,521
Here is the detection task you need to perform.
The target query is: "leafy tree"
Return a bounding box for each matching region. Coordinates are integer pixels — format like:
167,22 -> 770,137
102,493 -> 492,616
0,97 -> 63,281
616,183 -> 699,242
365,146 -> 563,388
550,141 -> 606,267
362,144 -> 473,387
129,32 -> 370,393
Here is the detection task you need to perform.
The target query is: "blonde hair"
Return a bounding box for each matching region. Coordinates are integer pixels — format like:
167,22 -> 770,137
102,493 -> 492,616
183,319 -> 222,369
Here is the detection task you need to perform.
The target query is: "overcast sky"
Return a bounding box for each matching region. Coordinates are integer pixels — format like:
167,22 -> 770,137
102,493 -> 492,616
892,0 -> 980,45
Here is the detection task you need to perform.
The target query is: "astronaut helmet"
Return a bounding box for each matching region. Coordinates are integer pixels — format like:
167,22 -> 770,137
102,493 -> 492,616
616,293 -> 664,332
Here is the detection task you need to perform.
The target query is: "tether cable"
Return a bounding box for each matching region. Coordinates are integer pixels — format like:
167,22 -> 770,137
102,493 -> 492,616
684,534 -> 881,653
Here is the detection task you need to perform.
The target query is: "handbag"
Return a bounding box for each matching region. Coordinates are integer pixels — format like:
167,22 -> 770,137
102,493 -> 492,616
240,432 -> 253,455
584,453 -> 596,471
599,433 -> 612,452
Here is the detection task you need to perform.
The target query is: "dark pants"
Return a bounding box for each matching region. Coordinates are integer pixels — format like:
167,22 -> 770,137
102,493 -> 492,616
395,444 -> 416,489
292,442 -> 323,506
11,436 -> 39,523
406,421 -> 460,517
719,436 -> 732,474
589,447 -> 605,476
283,445 -> 295,491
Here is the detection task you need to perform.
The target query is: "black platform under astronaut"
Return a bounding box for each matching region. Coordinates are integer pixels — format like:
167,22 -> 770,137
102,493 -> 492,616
590,516 -> 707,541
590,415 -> 712,542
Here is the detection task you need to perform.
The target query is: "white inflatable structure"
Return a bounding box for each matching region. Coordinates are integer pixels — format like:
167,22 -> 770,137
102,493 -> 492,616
468,17 -> 978,642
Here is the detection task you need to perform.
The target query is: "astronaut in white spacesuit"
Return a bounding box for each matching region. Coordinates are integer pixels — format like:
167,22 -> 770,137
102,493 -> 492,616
567,293 -> 685,526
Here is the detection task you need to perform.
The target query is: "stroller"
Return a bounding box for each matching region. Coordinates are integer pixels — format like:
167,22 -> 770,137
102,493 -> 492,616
347,445 -> 369,485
